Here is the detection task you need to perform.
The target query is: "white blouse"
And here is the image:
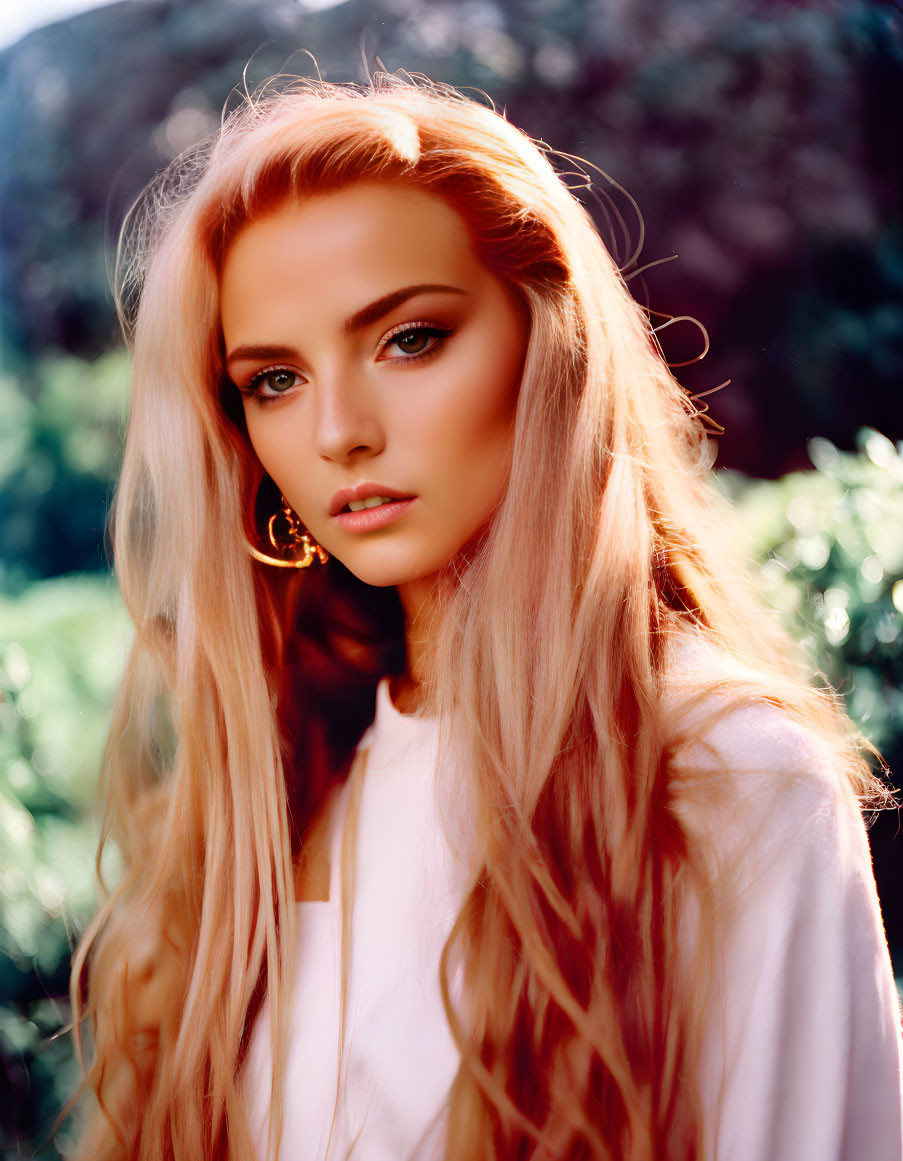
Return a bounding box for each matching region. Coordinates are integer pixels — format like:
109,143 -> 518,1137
241,675 -> 903,1161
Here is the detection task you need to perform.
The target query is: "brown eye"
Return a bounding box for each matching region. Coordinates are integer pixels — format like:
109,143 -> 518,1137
394,329 -> 431,354
243,367 -> 304,400
381,325 -> 453,361
260,370 -> 299,393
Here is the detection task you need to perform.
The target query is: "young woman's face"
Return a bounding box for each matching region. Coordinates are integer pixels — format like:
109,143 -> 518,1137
220,182 -> 528,589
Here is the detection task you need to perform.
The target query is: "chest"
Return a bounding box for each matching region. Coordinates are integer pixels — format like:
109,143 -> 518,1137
243,736 -> 467,1161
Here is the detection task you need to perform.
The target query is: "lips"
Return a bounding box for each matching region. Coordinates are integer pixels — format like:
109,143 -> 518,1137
333,497 -> 417,533
329,482 -> 415,517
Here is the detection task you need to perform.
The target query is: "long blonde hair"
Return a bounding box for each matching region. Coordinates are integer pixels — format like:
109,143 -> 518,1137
69,73 -> 883,1160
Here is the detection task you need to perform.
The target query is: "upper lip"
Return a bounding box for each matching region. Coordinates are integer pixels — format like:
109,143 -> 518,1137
329,482 -> 415,517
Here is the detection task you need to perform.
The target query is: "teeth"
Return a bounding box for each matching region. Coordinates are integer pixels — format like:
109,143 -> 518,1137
347,496 -> 395,512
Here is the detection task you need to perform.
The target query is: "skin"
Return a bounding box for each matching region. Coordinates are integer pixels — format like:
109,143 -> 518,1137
221,182 -> 529,699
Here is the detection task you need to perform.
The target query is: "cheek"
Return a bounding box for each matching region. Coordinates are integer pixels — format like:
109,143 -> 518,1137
466,413 -> 517,512
432,373 -> 519,519
244,420 -> 280,486
465,329 -> 523,463
243,411 -> 312,507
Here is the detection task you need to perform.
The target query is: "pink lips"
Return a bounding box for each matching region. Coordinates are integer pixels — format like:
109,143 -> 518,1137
333,498 -> 416,532
329,481 -> 417,533
328,482 -> 412,516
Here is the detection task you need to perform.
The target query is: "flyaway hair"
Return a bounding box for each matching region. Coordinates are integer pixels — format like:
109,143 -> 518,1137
68,72 -> 887,1161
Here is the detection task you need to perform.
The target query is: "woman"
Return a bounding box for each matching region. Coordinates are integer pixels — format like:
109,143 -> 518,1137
69,74 -> 902,1160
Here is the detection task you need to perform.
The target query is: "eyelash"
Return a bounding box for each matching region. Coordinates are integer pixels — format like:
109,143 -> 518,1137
239,367 -> 303,403
378,321 -> 454,362
237,323 -> 455,406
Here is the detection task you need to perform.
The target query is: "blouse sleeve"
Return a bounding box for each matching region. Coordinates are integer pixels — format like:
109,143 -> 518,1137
682,704 -> 903,1161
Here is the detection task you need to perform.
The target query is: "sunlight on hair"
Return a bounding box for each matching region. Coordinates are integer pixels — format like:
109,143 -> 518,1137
64,68 -> 897,1161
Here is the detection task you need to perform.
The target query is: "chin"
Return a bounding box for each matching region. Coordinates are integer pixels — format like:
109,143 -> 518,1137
332,547 -> 448,591
334,557 -> 429,589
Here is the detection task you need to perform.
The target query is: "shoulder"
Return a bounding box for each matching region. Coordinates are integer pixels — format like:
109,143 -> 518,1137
662,639 -> 903,1160
659,634 -> 864,883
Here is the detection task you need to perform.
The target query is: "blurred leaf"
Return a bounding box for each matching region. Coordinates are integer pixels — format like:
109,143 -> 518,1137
0,350 -> 129,584
1,574 -> 130,1154
718,428 -> 903,768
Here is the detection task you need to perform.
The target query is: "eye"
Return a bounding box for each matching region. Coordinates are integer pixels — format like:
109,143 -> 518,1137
380,323 -> 453,362
393,329 -> 433,355
244,367 -> 304,399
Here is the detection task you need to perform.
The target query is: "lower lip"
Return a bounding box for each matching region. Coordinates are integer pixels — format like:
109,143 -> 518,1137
332,497 -> 416,532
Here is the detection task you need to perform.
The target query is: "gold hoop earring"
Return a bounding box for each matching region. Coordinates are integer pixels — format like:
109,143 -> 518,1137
247,495 -> 329,570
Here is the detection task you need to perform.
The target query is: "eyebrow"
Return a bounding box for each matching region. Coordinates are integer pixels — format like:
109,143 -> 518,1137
342,283 -> 467,335
225,282 -> 467,366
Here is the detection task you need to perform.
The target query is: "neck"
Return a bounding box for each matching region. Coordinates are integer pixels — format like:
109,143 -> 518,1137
392,573 -> 441,712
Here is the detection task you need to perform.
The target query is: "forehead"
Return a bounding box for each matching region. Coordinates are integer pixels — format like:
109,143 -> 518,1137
219,183 -> 483,333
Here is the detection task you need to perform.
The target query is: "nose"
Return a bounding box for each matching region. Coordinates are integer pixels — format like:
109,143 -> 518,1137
312,369 -> 385,463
